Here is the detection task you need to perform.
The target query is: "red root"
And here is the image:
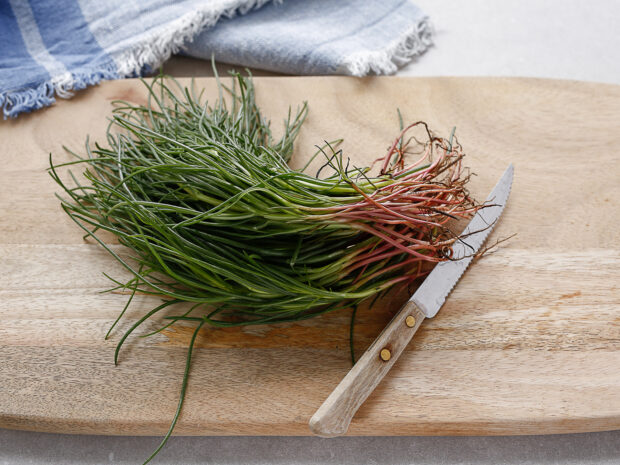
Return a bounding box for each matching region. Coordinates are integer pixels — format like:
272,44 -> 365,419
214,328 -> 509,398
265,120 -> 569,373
310,122 -> 481,284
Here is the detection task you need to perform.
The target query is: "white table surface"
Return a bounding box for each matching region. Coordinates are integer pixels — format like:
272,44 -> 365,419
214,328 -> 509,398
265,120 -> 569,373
3,0 -> 619,463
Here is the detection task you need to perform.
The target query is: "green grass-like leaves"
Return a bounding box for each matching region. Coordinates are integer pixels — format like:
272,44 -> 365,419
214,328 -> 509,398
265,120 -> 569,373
49,71 -> 477,463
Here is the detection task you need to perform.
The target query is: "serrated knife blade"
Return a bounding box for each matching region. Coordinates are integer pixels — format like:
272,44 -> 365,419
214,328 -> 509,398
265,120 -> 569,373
309,163 -> 514,438
411,163 -> 514,317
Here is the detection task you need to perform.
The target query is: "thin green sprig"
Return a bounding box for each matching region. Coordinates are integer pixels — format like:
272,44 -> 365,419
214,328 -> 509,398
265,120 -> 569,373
142,317 -> 206,465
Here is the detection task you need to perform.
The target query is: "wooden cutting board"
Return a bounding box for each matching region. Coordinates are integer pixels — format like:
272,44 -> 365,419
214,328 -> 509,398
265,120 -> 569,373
1,77 -> 619,436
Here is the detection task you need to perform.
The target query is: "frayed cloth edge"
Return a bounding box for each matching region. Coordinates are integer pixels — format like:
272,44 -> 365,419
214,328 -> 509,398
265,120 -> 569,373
340,16 -> 434,77
2,0 -> 280,118
1,61 -> 119,119
112,0 -> 282,77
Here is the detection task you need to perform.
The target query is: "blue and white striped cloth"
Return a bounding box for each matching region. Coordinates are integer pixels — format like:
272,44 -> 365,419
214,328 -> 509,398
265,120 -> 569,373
0,0 -> 432,118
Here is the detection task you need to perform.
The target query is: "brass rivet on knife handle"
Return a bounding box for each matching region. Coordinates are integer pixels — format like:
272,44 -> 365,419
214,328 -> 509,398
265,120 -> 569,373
309,302 -> 427,437
405,315 -> 416,328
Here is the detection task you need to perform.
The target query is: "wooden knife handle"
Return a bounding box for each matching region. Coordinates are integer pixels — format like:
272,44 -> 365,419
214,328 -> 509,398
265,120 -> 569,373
309,301 -> 426,437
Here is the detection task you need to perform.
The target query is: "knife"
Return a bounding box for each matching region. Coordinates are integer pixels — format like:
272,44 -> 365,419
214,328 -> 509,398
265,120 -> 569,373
309,164 -> 514,437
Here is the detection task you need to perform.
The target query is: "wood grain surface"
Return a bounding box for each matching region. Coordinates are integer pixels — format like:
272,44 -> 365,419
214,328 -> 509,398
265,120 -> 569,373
0,76 -> 619,436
